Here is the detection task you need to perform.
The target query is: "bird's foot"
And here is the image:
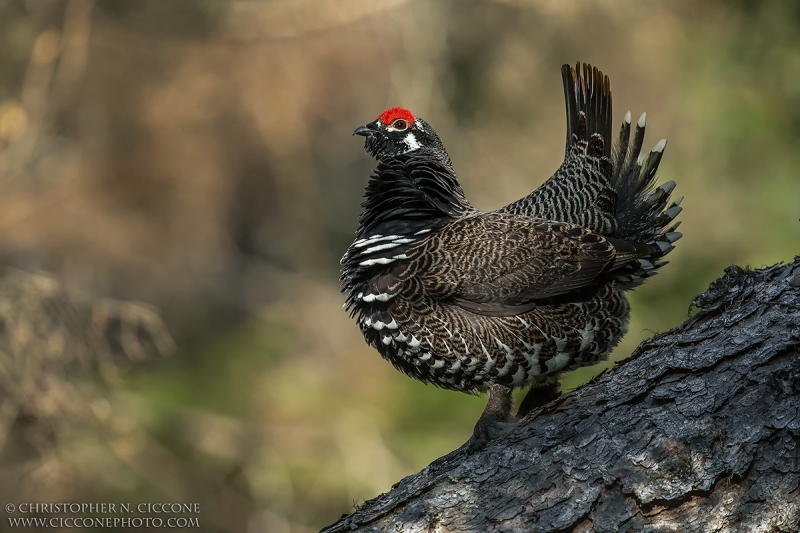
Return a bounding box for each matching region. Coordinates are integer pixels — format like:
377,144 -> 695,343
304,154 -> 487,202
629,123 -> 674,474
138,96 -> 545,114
466,414 -> 517,453
465,383 -> 515,453
516,380 -> 561,419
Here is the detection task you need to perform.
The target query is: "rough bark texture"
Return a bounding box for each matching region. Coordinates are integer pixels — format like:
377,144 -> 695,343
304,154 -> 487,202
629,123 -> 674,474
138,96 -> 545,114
322,258 -> 800,533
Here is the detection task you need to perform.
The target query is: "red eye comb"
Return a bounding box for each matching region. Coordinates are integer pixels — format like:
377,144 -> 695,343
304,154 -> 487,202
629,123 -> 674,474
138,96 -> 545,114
378,107 -> 414,125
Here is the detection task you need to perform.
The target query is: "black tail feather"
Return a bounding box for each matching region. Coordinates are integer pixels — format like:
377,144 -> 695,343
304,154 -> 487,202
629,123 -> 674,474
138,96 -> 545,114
610,112 -> 682,288
562,63 -> 613,158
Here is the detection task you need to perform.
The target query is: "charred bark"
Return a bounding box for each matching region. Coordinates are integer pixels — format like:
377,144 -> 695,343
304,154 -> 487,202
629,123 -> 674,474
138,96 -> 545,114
322,258 -> 800,533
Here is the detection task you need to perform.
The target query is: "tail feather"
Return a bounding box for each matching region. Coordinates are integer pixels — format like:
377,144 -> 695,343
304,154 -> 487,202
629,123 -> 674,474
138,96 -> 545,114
562,63 -> 613,158
624,113 -> 648,171
611,113 -> 682,288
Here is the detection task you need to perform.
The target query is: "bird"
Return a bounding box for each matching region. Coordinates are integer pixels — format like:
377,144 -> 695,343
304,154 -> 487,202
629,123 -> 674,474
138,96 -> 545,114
341,63 -> 683,450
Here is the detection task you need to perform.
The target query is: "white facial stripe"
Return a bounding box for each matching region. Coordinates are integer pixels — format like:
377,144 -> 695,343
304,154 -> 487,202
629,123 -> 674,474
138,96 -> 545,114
403,133 -> 421,151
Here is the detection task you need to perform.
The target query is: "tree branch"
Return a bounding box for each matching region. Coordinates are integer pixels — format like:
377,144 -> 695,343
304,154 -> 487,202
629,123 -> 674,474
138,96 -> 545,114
322,258 -> 800,532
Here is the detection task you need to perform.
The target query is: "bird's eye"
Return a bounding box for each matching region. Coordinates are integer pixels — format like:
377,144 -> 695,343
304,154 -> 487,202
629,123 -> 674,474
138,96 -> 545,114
392,119 -> 407,130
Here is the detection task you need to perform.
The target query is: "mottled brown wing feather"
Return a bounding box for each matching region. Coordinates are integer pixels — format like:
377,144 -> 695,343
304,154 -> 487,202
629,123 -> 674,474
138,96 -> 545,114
413,214 -> 617,316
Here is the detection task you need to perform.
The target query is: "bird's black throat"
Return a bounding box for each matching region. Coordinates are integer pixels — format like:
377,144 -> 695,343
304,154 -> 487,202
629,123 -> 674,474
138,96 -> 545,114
356,154 -> 474,240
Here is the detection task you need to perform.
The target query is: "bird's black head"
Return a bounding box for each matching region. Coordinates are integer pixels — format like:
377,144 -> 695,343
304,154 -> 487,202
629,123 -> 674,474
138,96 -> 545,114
354,107 -> 452,168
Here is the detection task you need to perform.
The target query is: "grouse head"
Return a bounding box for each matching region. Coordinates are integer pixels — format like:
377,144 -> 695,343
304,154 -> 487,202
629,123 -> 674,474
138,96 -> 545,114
354,107 -> 452,168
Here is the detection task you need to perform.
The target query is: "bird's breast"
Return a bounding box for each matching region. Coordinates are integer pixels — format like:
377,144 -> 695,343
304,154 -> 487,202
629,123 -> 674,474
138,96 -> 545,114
352,283 -> 630,393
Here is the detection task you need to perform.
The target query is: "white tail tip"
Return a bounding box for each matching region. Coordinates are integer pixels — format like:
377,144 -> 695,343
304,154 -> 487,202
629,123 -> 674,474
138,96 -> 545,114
665,231 -> 683,243
660,180 -> 677,193
624,110 -> 631,124
656,241 -> 673,253
664,205 -> 683,219
653,138 -> 667,153
638,112 -> 647,128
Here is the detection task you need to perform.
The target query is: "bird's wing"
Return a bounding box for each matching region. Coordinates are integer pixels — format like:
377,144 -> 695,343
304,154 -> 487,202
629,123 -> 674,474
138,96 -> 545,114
498,63 -> 618,236
412,214 -> 621,317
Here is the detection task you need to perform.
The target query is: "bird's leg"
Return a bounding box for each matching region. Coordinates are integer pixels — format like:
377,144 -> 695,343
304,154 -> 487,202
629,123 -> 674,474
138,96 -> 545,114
516,380 -> 561,419
466,383 -> 515,452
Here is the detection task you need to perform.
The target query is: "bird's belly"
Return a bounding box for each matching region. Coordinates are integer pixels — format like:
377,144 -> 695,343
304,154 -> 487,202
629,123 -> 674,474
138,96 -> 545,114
359,283 -> 631,393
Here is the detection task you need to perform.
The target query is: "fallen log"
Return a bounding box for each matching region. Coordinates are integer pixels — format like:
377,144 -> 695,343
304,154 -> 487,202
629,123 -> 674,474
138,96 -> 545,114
322,258 -> 800,532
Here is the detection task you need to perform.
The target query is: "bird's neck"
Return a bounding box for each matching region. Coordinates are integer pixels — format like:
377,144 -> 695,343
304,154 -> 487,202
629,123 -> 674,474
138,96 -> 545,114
357,154 -> 474,240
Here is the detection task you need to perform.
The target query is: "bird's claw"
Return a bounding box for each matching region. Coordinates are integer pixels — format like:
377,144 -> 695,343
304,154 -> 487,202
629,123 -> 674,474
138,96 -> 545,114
466,414 -> 517,453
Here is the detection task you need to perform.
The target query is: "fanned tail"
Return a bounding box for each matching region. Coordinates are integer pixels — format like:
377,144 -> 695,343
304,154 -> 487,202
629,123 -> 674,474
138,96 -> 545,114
610,111 -> 683,288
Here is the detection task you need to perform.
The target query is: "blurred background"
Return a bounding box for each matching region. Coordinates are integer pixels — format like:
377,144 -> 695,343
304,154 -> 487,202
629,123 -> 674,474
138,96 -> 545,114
0,0 -> 798,531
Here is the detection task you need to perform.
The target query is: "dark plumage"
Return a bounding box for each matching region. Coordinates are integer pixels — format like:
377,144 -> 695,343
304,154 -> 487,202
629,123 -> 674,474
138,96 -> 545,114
342,63 -> 683,448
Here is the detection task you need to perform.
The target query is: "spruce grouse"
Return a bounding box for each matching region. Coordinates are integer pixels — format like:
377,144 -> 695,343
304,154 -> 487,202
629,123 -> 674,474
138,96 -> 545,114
342,63 -> 683,449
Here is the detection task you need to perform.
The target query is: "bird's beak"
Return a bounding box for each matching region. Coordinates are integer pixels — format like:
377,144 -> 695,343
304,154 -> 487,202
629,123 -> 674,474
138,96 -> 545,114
353,123 -> 378,137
